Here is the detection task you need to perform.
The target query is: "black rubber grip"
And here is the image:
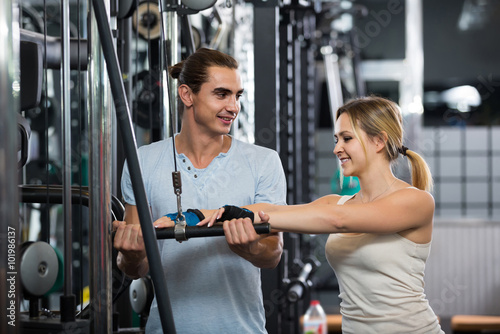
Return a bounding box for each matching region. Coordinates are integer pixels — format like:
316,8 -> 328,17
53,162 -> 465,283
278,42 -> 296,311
112,223 -> 271,241
155,223 -> 271,240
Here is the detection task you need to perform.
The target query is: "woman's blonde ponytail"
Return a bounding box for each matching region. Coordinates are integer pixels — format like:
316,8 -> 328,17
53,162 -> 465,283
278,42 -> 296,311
404,149 -> 433,192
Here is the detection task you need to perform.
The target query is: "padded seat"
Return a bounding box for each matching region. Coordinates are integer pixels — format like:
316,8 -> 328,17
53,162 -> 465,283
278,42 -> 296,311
301,314 -> 442,333
300,314 -> 342,333
451,315 -> 500,333
326,314 -> 343,333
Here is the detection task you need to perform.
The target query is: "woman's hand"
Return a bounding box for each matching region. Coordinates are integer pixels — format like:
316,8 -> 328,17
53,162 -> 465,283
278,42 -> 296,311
152,216 -> 176,228
197,207 -> 226,227
198,208 -> 268,227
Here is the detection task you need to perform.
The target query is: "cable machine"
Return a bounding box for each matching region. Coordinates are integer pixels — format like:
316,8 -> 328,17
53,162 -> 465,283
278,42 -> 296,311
3,1 -> 274,333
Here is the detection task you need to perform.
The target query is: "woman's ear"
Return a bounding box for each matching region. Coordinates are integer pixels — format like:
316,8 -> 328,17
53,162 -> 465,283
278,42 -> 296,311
178,84 -> 193,107
374,131 -> 388,153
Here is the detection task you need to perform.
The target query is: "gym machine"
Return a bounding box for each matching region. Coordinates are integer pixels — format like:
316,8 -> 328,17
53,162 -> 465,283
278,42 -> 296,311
5,1 -> 275,333
1,0 -> 342,333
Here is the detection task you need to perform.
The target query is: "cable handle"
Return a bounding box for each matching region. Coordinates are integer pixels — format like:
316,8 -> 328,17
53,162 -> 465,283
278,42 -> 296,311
172,171 -> 182,194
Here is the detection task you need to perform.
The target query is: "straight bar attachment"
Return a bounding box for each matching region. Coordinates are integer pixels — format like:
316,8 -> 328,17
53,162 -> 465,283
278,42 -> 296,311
158,223 -> 272,240
111,223 -> 272,241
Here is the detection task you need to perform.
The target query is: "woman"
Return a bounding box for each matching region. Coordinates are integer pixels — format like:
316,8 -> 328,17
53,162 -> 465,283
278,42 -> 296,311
198,96 -> 444,333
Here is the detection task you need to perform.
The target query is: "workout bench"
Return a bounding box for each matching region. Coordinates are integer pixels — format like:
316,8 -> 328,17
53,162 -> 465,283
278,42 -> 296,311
300,314 -> 343,333
451,315 -> 500,334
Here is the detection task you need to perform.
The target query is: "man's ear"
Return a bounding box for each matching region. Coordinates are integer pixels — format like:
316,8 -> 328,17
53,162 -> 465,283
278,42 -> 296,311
178,84 -> 193,107
374,131 -> 388,153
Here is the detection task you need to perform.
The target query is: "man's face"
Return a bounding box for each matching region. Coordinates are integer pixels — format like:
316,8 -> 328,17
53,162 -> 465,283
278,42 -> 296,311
191,66 -> 244,136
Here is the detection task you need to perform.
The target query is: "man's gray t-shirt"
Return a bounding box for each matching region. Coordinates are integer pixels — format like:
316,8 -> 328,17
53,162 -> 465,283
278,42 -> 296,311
121,136 -> 287,333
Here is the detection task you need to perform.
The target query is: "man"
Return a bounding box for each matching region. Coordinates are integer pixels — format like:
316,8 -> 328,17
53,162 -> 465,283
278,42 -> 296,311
113,48 -> 286,333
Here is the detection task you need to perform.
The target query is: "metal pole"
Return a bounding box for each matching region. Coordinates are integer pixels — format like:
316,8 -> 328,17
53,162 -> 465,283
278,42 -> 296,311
116,17 -> 132,198
0,1 -> 20,333
400,0 -> 424,181
59,0 -> 77,323
254,4 -> 280,150
403,0 -> 424,114
161,0 -> 180,138
61,0 -> 73,300
90,0 -> 176,332
88,1 -> 112,332
321,46 -> 343,126
253,4 -> 282,333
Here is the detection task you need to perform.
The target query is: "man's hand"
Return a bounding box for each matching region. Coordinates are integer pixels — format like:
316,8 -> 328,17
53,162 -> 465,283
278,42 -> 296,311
223,218 -> 261,252
222,217 -> 282,269
112,216 -> 174,279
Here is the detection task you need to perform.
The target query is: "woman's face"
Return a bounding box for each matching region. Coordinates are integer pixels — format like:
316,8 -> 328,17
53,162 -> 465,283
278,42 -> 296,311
333,113 -> 370,177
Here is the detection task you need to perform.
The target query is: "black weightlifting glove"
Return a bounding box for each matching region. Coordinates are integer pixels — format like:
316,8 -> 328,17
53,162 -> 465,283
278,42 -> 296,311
216,205 -> 254,223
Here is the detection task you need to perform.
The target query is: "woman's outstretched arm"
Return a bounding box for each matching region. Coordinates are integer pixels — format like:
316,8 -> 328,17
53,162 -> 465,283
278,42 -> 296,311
200,188 -> 434,235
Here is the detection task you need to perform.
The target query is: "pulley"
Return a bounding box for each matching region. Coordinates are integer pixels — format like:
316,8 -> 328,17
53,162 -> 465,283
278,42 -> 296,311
132,2 -> 162,40
181,0 -> 217,11
129,276 -> 154,315
20,241 -> 59,297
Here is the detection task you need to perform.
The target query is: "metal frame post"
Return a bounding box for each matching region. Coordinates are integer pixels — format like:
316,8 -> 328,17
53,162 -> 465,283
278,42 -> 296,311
59,0 -> 77,323
88,1 -> 113,332
161,0 -> 180,138
253,3 -> 280,151
0,1 -> 20,333
252,2 -> 283,333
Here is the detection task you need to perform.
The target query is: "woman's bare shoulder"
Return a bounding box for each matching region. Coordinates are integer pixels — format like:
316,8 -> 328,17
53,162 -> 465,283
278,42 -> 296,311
389,186 -> 435,210
310,194 -> 344,206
